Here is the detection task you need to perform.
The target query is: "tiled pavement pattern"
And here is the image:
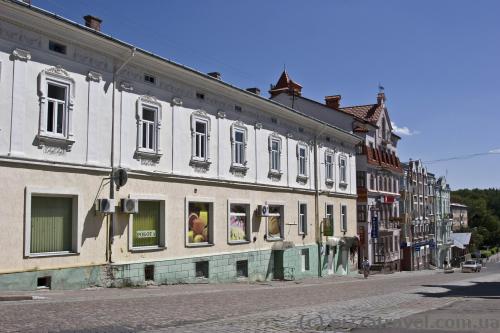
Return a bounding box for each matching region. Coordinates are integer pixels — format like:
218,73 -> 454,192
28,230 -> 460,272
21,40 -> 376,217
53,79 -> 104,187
0,266 -> 498,333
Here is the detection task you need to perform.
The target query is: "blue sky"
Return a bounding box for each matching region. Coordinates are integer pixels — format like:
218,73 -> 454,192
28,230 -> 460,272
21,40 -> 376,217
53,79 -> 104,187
33,0 -> 500,189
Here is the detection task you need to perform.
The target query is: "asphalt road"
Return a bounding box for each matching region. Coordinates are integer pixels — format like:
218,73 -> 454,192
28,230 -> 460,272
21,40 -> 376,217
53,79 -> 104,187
0,262 -> 499,332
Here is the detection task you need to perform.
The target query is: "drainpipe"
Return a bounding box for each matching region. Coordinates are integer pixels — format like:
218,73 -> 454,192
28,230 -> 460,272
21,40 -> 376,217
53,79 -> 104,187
108,47 -> 136,264
313,125 -> 328,277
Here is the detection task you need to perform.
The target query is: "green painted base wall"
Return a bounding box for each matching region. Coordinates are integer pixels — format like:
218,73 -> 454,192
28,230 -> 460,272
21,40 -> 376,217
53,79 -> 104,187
0,245 -> 319,290
0,266 -> 102,291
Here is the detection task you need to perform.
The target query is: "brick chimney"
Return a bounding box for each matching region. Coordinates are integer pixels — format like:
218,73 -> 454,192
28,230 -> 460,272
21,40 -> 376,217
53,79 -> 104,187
246,87 -> 260,95
207,72 -> 221,80
84,15 -> 102,31
377,92 -> 386,105
325,95 -> 341,109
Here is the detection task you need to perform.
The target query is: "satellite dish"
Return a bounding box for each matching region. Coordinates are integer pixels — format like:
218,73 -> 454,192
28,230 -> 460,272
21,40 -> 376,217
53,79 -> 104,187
113,168 -> 128,190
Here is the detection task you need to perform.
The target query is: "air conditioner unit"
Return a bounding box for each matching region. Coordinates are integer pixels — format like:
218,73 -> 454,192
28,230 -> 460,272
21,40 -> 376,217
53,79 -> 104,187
96,198 -> 115,213
257,204 -> 270,217
121,198 -> 139,214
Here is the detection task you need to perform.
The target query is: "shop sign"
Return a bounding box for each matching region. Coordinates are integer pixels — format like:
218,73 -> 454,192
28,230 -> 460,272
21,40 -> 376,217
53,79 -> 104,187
371,216 -> 379,239
323,218 -> 334,237
136,230 -> 156,238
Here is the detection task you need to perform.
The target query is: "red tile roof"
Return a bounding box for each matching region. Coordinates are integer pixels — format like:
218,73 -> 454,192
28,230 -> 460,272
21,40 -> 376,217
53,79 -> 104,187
339,104 -> 384,125
269,70 -> 302,97
363,145 -> 403,173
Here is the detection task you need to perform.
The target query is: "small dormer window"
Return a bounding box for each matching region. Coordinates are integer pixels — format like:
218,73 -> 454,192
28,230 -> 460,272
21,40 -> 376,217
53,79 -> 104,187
144,74 -> 156,84
196,92 -> 205,100
49,41 -> 67,55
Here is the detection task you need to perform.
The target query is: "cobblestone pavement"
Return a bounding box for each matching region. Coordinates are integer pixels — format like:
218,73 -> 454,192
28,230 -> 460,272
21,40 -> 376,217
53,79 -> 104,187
1,263 -> 499,333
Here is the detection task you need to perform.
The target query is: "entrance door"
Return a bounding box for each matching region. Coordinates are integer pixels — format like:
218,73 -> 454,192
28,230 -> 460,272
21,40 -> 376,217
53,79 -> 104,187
272,250 -> 284,280
336,248 -> 349,275
326,245 -> 334,274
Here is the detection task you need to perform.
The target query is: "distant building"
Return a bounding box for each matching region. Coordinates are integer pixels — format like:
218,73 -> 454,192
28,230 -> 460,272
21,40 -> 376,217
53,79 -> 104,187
399,160 -> 434,271
270,72 -> 403,272
450,203 -> 468,231
434,177 -> 453,268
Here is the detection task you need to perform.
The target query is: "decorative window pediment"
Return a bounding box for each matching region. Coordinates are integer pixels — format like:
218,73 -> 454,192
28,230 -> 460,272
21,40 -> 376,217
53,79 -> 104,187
35,66 -> 76,151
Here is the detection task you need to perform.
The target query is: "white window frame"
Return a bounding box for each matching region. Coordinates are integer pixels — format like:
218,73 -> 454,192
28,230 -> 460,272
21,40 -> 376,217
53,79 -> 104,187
325,150 -> 334,184
127,194 -> 166,252
296,142 -> 309,181
339,155 -> 348,185
135,96 -> 162,160
36,66 -> 76,151
24,186 -> 81,257
301,248 -> 310,272
298,202 -> 308,235
268,133 -> 282,177
190,111 -> 211,168
266,201 -> 285,241
230,122 -> 248,172
185,196 -> 215,247
227,200 -> 251,244
340,204 -> 348,232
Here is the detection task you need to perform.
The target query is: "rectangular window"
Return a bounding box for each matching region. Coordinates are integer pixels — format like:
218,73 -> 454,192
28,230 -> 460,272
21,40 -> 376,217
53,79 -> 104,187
144,74 -> 156,84
298,146 -> 307,176
234,105 -> 242,112
46,83 -> 67,135
267,205 -> 283,240
132,201 -> 160,248
357,171 -> 366,188
196,92 -> 205,100
325,153 -> 333,180
188,201 -> 212,245
341,204 -> 348,231
301,249 -> 310,272
49,40 -> 66,54
270,139 -> 280,171
195,261 -> 209,278
229,203 -> 250,243
325,204 -> 334,236
234,129 -> 245,165
140,107 -> 157,151
236,260 -> 248,277
298,203 -> 307,235
30,196 -> 73,254
357,205 -> 367,222
339,157 -> 347,183
195,121 -> 207,159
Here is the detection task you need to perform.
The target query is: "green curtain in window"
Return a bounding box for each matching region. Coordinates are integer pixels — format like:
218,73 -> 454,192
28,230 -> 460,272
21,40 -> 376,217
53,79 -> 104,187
31,196 -> 73,253
133,201 -> 160,247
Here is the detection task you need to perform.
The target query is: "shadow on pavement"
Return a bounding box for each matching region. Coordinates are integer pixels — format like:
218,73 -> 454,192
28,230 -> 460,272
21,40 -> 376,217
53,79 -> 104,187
416,281 -> 500,299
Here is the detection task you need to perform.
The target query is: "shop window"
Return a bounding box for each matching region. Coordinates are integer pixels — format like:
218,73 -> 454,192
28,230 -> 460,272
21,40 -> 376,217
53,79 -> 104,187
228,203 -> 250,243
132,201 -> 161,248
236,260 -> 248,278
30,196 -> 74,254
301,249 -> 310,272
187,201 -> 213,245
195,261 -> 209,278
267,205 -> 284,240
298,203 -> 307,235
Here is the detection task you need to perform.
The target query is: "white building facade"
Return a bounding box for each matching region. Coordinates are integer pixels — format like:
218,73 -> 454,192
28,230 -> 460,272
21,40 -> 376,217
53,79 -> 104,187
0,1 -> 360,290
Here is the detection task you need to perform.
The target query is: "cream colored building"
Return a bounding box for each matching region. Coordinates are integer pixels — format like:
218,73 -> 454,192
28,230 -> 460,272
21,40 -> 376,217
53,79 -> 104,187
0,0 -> 360,290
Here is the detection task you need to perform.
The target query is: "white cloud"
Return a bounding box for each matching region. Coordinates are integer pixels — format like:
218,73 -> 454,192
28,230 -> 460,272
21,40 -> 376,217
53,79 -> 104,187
489,148 -> 500,154
391,121 -> 420,136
